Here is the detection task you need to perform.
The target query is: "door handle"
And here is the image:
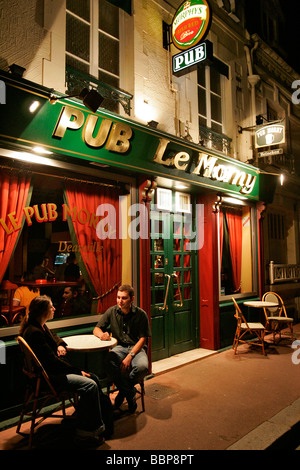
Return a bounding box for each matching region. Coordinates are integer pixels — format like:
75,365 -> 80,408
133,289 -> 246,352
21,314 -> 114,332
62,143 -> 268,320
158,274 -> 171,311
172,272 -> 183,307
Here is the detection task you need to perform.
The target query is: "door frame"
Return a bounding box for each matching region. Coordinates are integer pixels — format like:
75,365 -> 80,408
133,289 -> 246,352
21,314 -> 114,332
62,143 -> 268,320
149,188 -> 199,361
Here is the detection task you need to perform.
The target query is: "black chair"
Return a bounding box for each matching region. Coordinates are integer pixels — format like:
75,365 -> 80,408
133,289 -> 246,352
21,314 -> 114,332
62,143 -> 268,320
107,379 -> 145,412
16,336 -> 77,449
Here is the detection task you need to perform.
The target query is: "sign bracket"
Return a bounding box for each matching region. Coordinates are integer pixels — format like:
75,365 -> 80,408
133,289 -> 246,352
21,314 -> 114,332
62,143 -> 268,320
163,21 -> 172,50
238,118 -> 284,134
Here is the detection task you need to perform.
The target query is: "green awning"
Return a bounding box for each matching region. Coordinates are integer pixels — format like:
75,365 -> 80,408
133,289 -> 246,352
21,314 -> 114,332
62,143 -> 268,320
0,70 -> 278,205
106,0 -> 131,15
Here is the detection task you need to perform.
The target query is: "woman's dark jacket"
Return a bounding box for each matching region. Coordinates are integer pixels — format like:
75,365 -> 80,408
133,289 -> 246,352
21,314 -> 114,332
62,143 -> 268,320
22,320 -> 81,387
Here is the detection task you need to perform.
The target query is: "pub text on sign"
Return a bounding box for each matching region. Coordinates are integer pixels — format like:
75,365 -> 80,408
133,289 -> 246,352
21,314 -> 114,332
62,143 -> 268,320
173,42 -> 207,73
255,123 -> 285,148
53,106 -> 133,153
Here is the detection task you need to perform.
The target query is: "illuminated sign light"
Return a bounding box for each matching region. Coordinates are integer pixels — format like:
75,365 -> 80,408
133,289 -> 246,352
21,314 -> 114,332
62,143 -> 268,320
258,148 -> 283,158
171,0 -> 212,51
53,106 -> 133,153
172,41 -> 210,73
255,123 -> 285,148
153,138 -> 257,195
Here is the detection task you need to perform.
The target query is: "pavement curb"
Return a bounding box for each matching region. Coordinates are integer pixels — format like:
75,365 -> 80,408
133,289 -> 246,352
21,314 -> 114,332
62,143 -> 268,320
227,398 -> 300,450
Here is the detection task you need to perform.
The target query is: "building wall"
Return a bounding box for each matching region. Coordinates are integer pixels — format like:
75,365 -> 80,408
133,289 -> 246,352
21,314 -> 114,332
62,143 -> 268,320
0,1 -> 256,162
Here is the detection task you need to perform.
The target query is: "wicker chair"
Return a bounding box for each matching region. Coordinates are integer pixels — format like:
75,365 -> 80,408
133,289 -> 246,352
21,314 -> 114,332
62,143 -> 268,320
232,297 -> 266,355
262,292 -> 294,343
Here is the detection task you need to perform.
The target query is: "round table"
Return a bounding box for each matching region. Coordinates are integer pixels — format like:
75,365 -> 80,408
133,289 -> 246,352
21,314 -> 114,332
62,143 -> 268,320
243,300 -> 278,325
62,334 -> 117,373
62,334 -> 117,352
243,301 -> 278,308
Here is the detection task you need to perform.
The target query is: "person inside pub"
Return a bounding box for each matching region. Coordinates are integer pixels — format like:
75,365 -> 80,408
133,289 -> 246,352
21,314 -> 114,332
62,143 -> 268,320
13,272 -> 40,315
33,255 -> 55,280
55,286 -> 91,317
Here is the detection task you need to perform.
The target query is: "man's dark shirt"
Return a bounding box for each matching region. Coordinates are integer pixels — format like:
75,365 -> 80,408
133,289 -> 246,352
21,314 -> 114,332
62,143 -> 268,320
96,304 -> 151,347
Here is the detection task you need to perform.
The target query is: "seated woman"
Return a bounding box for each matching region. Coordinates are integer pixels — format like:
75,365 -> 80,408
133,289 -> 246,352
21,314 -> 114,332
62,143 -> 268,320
19,295 -> 105,446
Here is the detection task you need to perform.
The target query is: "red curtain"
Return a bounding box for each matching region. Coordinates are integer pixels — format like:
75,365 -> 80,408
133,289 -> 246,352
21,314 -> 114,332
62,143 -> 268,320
64,182 -> 122,312
225,208 -> 242,292
0,171 -> 31,283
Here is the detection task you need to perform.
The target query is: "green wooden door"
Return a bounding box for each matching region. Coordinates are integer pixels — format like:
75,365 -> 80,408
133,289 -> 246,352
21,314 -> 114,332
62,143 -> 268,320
150,191 -> 198,361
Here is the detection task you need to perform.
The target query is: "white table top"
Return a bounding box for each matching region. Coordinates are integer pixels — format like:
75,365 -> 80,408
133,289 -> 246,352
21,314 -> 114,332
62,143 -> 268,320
62,334 -> 117,352
243,301 -> 278,308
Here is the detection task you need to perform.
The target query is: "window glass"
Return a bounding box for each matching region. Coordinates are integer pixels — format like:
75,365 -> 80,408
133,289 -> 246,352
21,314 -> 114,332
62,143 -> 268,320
210,67 -> 221,95
99,0 -> 119,38
198,86 -> 206,117
211,93 -> 221,123
98,31 -> 119,76
66,12 -> 90,62
211,121 -> 222,134
197,66 -> 206,87
66,55 -> 89,75
98,70 -> 119,89
198,66 -> 223,135
219,205 -> 254,297
66,0 -> 90,21
0,172 -> 123,330
199,115 -> 207,128
66,0 -> 120,107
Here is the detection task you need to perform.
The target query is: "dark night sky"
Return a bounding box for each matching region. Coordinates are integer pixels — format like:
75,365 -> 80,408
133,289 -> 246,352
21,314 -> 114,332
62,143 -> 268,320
279,0 -> 300,73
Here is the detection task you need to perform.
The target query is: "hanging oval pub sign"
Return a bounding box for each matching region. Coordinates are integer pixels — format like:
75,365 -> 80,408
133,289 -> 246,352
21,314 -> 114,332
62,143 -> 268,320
171,0 -> 212,51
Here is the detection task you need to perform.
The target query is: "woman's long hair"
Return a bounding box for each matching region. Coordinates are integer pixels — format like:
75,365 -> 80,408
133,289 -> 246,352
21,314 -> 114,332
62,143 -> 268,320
19,295 -> 51,336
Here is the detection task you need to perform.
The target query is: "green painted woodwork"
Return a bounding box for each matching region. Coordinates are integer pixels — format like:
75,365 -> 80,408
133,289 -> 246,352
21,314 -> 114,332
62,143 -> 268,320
150,192 -> 197,361
0,75 -> 278,203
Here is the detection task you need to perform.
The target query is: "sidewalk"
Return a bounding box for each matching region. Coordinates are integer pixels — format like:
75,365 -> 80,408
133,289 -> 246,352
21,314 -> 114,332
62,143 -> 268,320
0,324 -> 299,450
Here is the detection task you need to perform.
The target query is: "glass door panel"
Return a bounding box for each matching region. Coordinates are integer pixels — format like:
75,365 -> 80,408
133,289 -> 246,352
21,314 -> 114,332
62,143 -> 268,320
150,190 -> 197,361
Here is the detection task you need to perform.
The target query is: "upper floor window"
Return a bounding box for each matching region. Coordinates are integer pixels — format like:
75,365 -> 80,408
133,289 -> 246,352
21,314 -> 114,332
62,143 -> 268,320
66,0 -> 120,109
197,65 -> 223,134
197,65 -> 231,154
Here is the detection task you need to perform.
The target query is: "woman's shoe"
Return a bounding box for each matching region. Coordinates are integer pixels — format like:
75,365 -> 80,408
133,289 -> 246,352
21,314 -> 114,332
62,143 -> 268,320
74,424 -> 105,447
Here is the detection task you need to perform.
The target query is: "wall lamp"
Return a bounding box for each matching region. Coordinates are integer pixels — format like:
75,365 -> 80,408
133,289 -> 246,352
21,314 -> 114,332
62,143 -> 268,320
147,120 -> 159,129
49,87 -> 104,113
9,64 -> 26,77
238,115 -> 275,133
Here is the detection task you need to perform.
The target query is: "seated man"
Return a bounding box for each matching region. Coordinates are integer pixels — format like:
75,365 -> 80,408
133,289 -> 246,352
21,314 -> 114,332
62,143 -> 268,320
93,285 -> 151,413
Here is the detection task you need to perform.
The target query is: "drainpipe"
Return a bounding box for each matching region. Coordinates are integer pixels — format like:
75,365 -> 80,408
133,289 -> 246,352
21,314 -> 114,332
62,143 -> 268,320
244,42 -> 260,129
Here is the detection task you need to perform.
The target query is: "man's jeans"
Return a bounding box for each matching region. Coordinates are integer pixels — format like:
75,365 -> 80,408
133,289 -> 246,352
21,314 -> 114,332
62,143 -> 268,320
65,372 -> 104,432
105,345 -> 148,399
